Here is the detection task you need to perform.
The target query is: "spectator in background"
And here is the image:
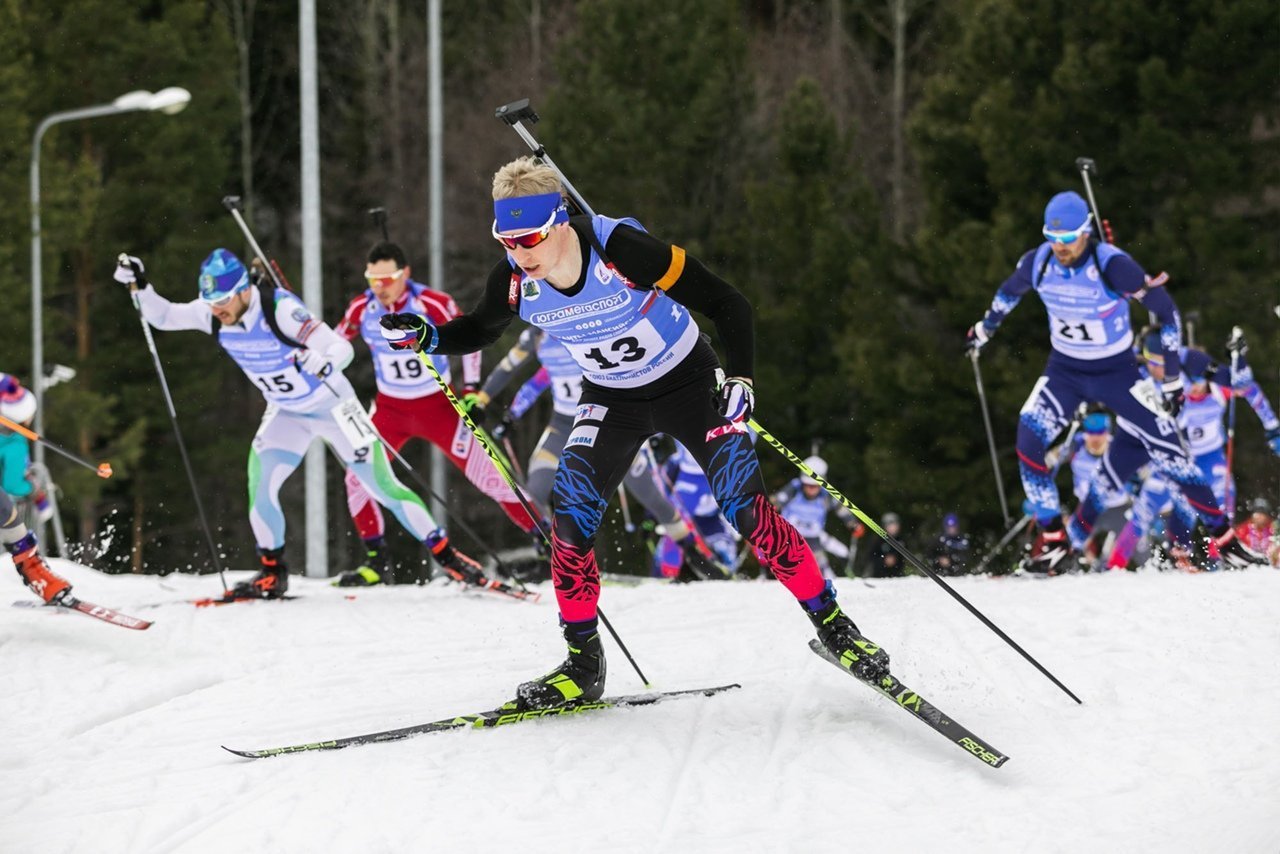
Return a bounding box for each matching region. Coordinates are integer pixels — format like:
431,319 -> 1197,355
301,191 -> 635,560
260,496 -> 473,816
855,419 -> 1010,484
0,375 -> 39,512
1235,498 -> 1277,567
931,512 -> 971,576
867,513 -> 904,578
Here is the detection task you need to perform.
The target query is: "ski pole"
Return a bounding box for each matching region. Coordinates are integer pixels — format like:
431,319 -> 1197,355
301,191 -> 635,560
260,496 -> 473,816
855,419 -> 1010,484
971,514 -> 1032,576
0,413 -> 112,479
748,416 -> 1083,705
121,257 -> 228,590
970,351 -> 1013,528
1225,326 -> 1244,522
412,348 -> 651,688
617,484 -> 636,533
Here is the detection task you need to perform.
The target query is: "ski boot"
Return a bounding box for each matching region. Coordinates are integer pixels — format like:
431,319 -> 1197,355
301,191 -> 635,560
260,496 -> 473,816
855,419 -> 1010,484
8,533 -> 71,604
426,529 -> 486,586
334,539 -> 395,586
227,547 -> 290,599
512,621 -> 607,710
1026,521 -> 1071,575
802,581 -> 890,683
1210,527 -> 1266,570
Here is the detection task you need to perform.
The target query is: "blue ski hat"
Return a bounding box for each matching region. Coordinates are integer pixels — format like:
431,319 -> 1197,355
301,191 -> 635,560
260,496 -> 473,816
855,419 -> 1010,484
198,248 -> 250,303
1044,191 -> 1092,232
1083,412 -> 1111,434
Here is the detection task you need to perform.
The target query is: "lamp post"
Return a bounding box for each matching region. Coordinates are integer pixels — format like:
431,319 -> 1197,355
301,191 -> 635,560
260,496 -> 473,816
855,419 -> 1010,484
29,87 -> 191,545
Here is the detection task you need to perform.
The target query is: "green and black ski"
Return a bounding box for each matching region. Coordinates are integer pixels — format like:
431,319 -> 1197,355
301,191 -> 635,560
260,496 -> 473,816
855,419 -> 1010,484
809,640 -> 1009,768
223,683 -> 741,759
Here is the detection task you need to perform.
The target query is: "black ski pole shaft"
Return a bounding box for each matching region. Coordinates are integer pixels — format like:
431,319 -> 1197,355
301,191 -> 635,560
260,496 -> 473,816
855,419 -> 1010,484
122,257 -> 228,590
970,351 -> 1013,528
748,416 -> 1083,705
971,514 -> 1032,576
495,99 -> 596,218
414,350 -> 650,687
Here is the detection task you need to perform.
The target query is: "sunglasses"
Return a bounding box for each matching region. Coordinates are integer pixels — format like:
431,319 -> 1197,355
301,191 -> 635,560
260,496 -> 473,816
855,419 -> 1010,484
365,268 -> 407,287
1042,216 -> 1093,245
492,209 -> 558,250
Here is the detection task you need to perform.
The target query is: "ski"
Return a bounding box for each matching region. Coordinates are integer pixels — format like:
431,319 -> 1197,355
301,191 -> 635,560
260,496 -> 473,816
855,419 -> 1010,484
809,640 -> 1008,768
192,594 -> 300,608
464,577 -> 541,603
223,683 -> 741,759
13,595 -> 152,630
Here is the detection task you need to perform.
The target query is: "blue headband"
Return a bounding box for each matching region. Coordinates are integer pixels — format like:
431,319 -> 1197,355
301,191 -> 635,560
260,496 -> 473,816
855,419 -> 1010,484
1083,413 -> 1111,434
493,192 -> 568,234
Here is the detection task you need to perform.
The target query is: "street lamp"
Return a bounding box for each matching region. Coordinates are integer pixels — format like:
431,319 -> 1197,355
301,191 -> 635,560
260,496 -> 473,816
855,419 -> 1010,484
29,87 -> 191,547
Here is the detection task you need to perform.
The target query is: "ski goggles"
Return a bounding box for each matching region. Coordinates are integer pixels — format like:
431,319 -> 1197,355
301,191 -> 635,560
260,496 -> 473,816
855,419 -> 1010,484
491,208 -> 559,250
365,268 -> 407,287
1042,216 -> 1093,244
206,292 -> 238,309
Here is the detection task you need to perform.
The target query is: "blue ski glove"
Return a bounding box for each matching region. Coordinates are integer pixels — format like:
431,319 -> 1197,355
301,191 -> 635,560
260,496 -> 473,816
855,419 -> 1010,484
1266,426 -> 1280,457
380,313 -> 437,353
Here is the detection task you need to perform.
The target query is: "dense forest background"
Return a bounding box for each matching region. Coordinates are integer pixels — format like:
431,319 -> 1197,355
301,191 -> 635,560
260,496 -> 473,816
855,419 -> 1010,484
1,0 -> 1276,576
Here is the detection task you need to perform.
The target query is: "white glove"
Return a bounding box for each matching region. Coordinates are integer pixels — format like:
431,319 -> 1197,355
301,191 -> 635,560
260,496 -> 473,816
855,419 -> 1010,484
114,254 -> 145,285
293,348 -> 333,379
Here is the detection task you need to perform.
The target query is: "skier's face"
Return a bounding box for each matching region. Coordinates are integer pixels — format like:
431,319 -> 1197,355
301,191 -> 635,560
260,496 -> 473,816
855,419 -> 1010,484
210,289 -> 250,325
1084,433 -> 1110,455
366,260 -> 409,306
802,483 -> 822,498
1146,360 -> 1166,382
506,222 -> 573,284
1252,511 -> 1270,528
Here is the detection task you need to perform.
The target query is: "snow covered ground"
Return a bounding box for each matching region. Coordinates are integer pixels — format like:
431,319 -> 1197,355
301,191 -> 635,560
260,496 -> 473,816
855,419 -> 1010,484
2,557 -> 1278,854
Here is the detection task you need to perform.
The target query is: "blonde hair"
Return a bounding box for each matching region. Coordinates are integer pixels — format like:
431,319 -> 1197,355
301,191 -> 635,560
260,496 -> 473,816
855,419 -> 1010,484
492,156 -> 564,200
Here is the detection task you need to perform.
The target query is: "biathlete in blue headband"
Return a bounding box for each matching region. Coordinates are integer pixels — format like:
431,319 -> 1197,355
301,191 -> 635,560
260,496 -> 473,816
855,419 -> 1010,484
381,156 -> 891,710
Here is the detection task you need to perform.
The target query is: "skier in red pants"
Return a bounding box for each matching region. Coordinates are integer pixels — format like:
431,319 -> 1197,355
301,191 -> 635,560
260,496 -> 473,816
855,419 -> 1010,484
334,241 -> 545,585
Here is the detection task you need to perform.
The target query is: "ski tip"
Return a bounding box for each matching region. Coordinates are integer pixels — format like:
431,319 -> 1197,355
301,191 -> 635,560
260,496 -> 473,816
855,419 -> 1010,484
222,745 -> 263,759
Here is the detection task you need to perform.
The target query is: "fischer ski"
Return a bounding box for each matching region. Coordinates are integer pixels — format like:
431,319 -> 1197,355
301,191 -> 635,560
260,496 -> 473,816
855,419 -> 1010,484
13,595 -> 152,630
809,640 -> 1008,768
223,683 -> 740,759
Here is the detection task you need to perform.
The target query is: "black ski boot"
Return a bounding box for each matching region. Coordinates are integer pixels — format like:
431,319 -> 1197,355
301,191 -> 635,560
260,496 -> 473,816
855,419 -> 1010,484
426,529 -> 486,586
803,582 -> 889,683
227,547 -> 289,599
1026,519 -> 1072,575
514,622 -> 607,710
334,540 -> 395,587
